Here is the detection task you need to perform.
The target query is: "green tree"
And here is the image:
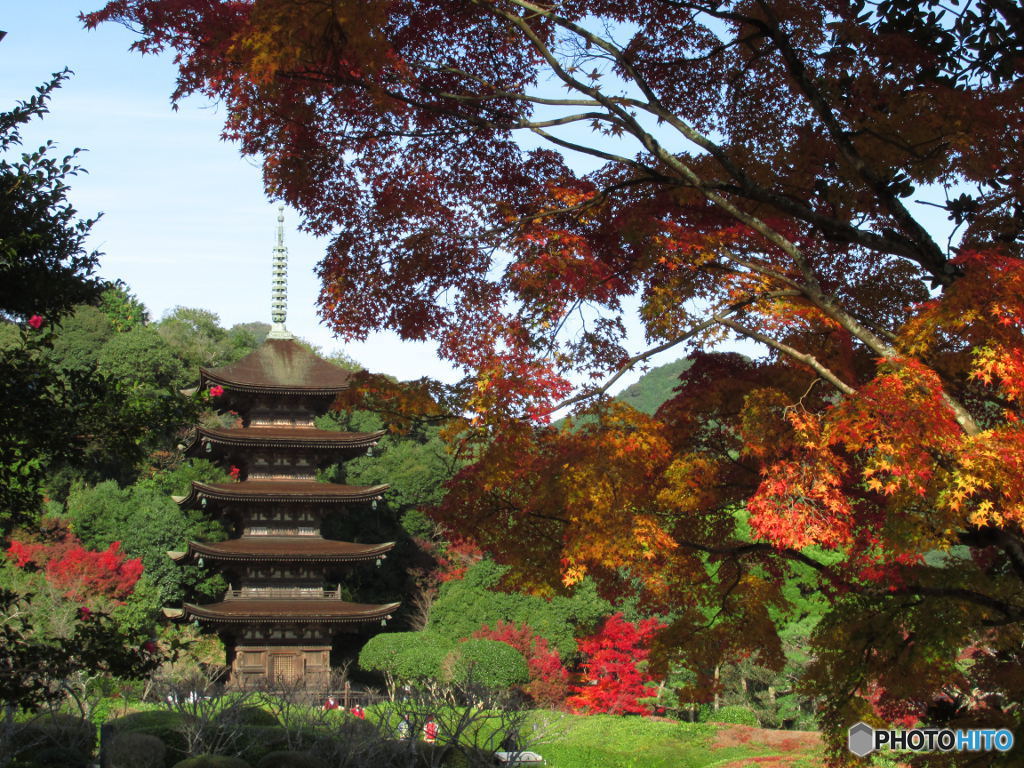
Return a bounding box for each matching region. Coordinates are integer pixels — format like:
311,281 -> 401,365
156,308 -> 226,371
46,305 -> 114,373
98,281 -> 149,332
223,321 -> 269,360
614,358 -> 695,416
358,631 -> 455,680
428,560 -> 609,660
0,72 -> 102,322
64,465 -> 229,608
98,325 -> 186,390
0,74 -> 108,533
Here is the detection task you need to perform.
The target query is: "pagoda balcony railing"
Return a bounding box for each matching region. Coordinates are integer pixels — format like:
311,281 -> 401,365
226,588 -> 341,600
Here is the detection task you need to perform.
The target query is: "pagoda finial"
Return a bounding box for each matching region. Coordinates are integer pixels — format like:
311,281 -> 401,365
267,204 -> 294,340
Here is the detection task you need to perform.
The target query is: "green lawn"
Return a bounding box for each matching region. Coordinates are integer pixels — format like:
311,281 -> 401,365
527,713 -> 822,768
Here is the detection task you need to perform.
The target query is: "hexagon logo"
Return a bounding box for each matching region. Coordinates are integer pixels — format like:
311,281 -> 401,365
848,722 -> 875,757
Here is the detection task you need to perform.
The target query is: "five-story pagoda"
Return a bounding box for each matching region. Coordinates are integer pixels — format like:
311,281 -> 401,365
164,208 -> 400,687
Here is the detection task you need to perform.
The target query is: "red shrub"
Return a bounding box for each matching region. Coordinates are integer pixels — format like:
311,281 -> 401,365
6,523 -> 143,604
567,613 -> 664,715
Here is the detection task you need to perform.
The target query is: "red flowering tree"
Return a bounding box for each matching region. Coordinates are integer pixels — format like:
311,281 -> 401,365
567,613 -> 665,716
472,620 -> 569,707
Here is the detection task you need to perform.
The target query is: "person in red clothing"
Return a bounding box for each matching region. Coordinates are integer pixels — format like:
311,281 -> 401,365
352,704 -> 366,719
323,696 -> 339,710
424,716 -> 439,743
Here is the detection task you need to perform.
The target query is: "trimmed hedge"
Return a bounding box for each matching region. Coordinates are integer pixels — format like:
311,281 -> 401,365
215,706 -> 278,728
443,639 -> 529,688
359,631 -> 455,679
13,714 -> 95,768
106,731 -> 166,768
234,725 -> 291,766
106,710 -> 187,767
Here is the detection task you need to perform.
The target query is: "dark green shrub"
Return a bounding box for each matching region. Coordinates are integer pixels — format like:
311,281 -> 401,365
106,731 -> 166,768
306,717 -> 385,766
254,751 -> 327,768
215,706 -> 278,728
14,714 -> 94,768
234,726 -> 290,765
703,704 -> 759,727
339,716 -> 380,741
443,639 -> 529,688
171,757 -> 252,768
18,745 -> 89,768
107,710 -> 187,767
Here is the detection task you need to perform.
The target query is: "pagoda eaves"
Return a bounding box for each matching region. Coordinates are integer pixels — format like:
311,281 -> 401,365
184,426 -> 387,455
169,537 -> 396,564
177,480 -> 389,509
167,600 -> 401,625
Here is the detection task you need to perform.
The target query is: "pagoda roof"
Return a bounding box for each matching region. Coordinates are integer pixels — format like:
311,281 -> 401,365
183,426 -> 385,455
169,538 -> 395,564
164,600 -> 400,625
179,480 -> 389,508
198,339 -> 355,395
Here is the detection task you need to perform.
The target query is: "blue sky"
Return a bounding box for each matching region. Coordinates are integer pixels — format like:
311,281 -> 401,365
2,2 -> 462,382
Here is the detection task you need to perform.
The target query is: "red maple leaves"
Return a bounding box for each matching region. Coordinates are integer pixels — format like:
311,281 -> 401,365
6,524 -> 142,604
567,614 -> 665,716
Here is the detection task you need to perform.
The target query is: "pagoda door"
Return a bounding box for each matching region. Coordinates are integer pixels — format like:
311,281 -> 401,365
269,652 -> 302,684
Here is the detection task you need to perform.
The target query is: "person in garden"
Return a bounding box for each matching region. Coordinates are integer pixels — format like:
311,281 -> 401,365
424,716 -> 439,743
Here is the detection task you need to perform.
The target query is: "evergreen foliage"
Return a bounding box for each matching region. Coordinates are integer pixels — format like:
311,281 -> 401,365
47,305 -> 114,373
428,560 -> 609,660
358,631 -> 455,680
0,72 -> 102,322
442,638 -> 529,689
107,731 -> 167,768
254,752 -> 326,768
156,307 -> 267,372
0,74 -> 109,533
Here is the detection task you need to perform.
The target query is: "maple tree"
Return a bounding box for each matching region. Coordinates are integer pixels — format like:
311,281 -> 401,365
567,613 -> 664,715
87,0 -> 1024,754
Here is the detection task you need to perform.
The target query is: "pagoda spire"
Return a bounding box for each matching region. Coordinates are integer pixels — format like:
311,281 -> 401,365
267,204 -> 294,340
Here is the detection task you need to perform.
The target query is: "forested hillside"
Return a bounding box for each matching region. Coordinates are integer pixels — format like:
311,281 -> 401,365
613,358 -> 694,415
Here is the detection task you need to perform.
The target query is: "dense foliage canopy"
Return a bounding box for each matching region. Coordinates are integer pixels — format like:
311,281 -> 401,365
87,0 -> 1024,755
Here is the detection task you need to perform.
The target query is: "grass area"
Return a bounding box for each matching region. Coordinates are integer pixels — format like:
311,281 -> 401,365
527,713 -> 822,768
